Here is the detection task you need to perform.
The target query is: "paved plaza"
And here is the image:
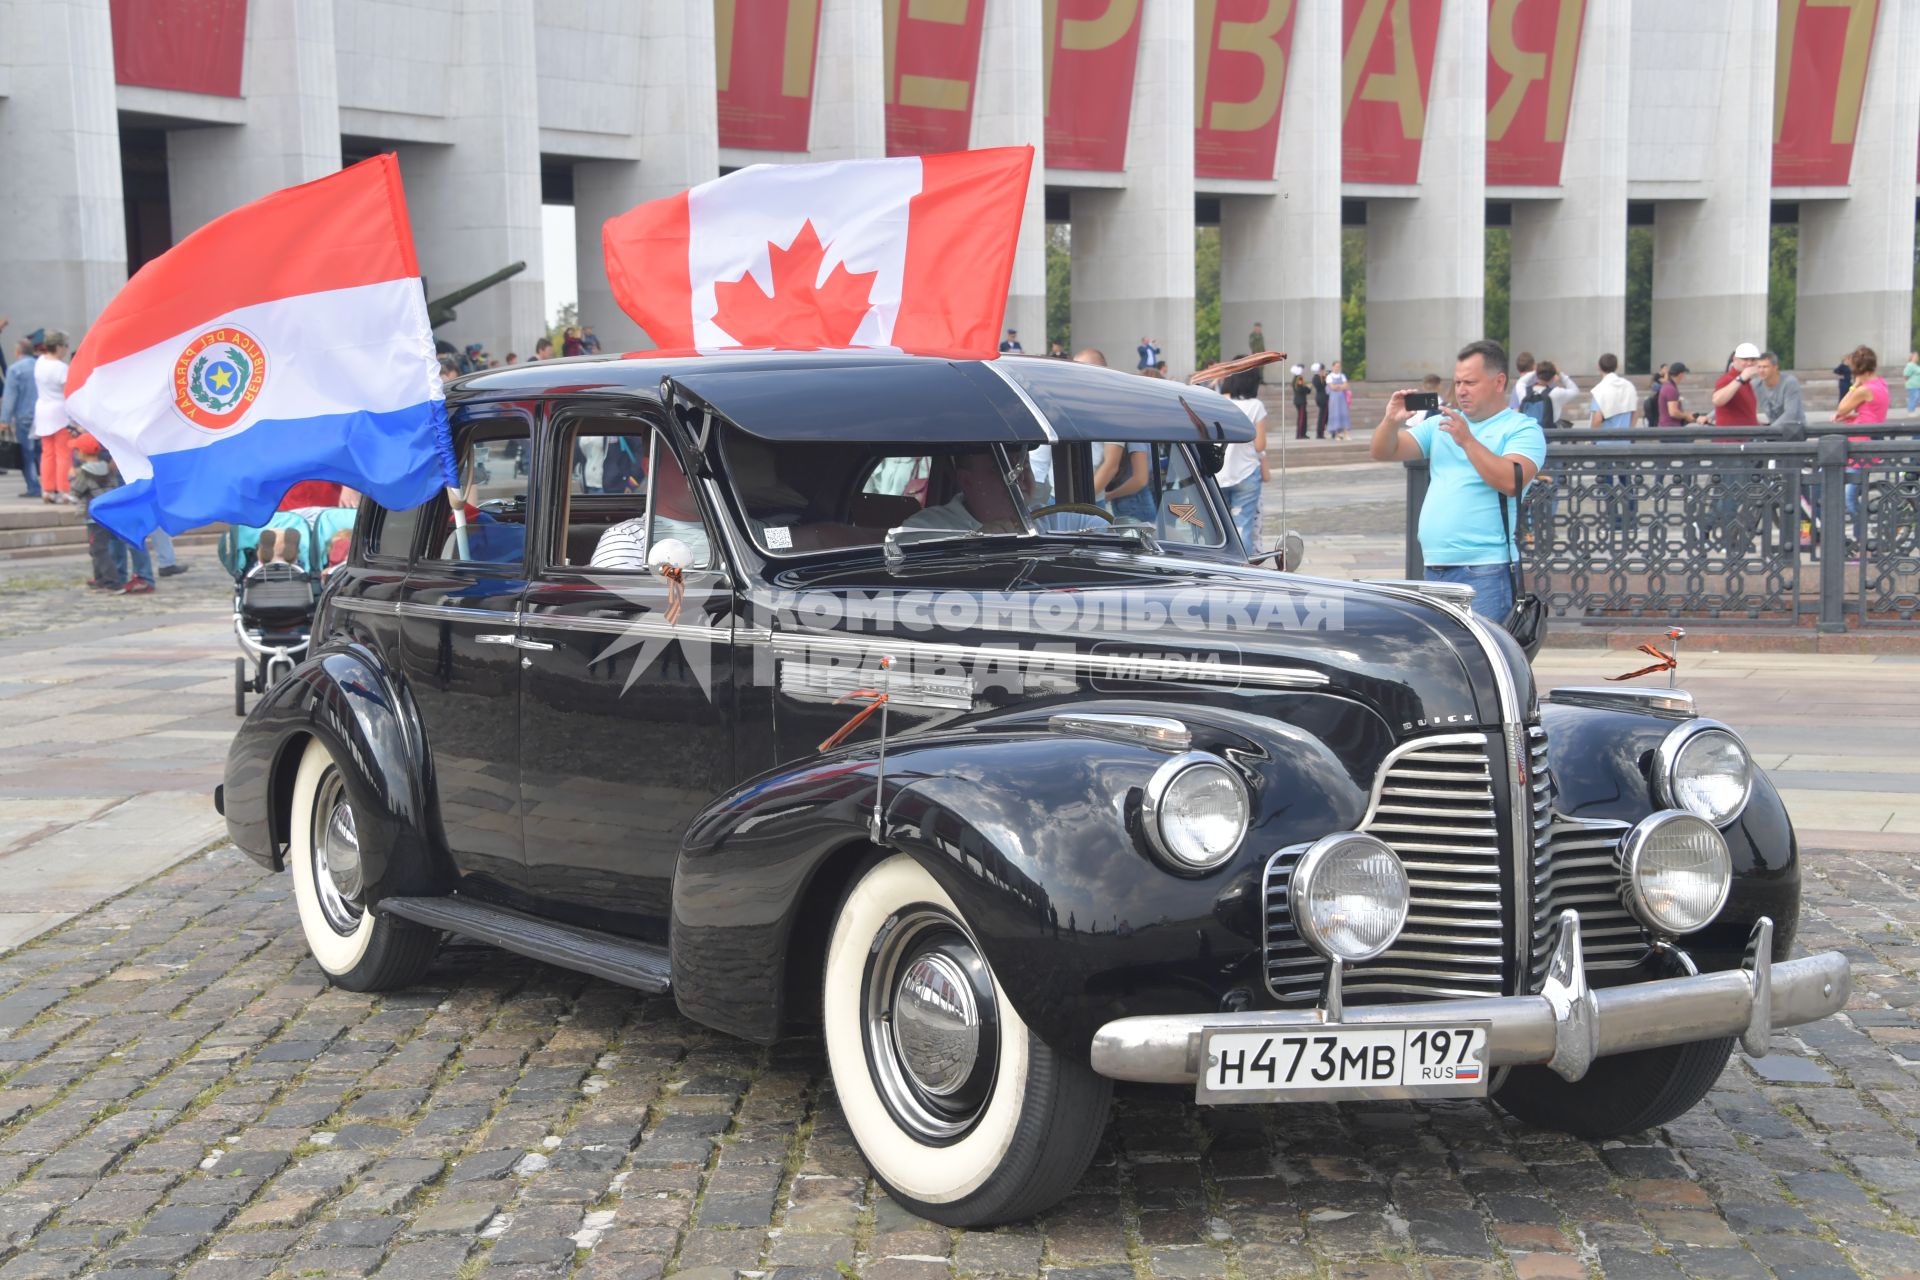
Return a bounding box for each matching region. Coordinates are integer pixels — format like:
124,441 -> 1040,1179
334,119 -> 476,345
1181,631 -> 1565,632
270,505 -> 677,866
2,470 -> 1919,1279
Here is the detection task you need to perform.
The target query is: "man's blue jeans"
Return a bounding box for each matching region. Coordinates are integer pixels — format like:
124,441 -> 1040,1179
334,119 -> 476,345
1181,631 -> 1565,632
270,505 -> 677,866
12,427 -> 40,496
1426,562 -> 1513,622
109,530 -> 156,583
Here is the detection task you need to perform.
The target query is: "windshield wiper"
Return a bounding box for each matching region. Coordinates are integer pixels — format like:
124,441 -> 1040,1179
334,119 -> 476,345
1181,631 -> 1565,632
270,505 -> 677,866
883,525 -> 992,567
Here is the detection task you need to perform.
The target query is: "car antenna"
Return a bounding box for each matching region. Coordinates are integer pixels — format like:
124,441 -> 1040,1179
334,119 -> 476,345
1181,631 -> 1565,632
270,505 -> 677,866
869,655 -> 896,843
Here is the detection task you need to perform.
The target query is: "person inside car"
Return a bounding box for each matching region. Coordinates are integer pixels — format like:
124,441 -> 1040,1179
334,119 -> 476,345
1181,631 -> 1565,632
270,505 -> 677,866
589,442 -> 710,570
898,449 -> 1109,535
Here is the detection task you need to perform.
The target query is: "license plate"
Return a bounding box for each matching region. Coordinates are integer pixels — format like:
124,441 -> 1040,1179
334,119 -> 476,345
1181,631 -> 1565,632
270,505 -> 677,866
1195,1023 -> 1491,1104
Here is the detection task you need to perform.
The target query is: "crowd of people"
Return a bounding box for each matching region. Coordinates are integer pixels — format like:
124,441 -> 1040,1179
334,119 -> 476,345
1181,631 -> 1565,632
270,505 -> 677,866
435,323 -> 603,379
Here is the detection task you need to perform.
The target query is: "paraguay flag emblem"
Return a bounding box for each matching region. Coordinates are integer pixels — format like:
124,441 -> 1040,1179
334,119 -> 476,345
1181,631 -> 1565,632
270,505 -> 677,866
69,154 -> 456,544
173,327 -> 267,428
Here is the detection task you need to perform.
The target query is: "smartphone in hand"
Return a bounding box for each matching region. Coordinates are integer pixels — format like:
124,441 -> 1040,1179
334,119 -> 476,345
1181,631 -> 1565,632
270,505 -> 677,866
1403,392 -> 1440,414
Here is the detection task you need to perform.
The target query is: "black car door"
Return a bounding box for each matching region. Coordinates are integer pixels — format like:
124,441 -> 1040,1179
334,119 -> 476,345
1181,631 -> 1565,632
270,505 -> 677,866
396,406 -> 535,897
515,407 -> 737,941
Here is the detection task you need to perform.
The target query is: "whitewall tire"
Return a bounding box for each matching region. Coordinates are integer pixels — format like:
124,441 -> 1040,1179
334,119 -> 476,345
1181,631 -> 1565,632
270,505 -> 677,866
823,854 -> 1111,1226
287,737 -> 436,991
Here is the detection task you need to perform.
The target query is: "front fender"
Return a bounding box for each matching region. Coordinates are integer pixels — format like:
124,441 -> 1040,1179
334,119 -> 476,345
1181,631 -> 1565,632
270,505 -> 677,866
220,644 -> 444,899
673,706 -> 1385,1056
1542,700 -> 1799,965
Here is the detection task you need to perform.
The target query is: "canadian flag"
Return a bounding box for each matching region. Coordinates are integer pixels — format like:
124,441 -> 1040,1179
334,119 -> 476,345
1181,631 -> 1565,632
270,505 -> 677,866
603,146 -> 1032,360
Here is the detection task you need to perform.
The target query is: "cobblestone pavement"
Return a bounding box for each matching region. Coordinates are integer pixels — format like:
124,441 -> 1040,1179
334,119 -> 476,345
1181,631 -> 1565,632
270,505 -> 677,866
5,548 -> 1920,1279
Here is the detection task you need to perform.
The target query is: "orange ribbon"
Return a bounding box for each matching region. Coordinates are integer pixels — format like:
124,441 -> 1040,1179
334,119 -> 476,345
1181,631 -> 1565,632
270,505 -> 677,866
1190,350 -> 1287,385
660,563 -> 685,626
819,689 -> 889,752
1607,642 -> 1677,683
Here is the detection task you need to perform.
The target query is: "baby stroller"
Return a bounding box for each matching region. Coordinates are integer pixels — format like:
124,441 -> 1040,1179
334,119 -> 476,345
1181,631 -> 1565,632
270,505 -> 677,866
220,507 -> 357,716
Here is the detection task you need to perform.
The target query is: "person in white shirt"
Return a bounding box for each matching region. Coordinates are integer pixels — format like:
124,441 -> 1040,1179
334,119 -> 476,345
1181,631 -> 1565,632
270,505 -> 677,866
1214,366 -> 1269,550
1587,352 -> 1638,430
32,332 -> 74,504
1515,360 -> 1578,427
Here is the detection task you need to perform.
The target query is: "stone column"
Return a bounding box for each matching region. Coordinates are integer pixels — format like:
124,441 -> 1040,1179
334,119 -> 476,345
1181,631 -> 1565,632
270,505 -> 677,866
397,0 -> 546,361
1218,0 -> 1342,372
166,0 -> 342,241
1795,0 -> 1918,373
972,0 -> 1047,352
0,0 -> 125,334
811,0 -> 886,159
576,2 -> 720,352
1364,0 -> 1488,380
1507,0 -> 1629,375
1649,2 -> 1773,374
1070,1 -> 1196,376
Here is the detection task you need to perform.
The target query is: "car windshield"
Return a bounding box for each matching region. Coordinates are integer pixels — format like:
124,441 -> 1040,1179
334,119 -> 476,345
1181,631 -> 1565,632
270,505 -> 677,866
720,428 -> 1224,557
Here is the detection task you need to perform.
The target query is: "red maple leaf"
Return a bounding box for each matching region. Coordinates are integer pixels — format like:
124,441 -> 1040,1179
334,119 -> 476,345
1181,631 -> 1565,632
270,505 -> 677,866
710,220 -> 879,349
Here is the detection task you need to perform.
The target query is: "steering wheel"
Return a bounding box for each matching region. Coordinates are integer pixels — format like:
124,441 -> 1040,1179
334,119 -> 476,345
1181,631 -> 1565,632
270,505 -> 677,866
1028,502 -> 1115,524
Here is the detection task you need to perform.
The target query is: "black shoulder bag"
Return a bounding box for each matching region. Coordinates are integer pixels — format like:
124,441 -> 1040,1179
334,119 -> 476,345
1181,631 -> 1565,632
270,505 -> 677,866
1498,462 -> 1546,659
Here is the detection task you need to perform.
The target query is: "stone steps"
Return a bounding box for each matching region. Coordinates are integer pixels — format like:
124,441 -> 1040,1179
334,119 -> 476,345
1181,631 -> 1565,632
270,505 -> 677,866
0,494 -> 225,562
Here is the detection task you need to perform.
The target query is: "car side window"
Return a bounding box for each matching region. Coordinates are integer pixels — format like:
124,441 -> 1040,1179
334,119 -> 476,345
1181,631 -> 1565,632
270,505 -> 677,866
365,499 -> 423,562
551,420 -> 712,573
1155,445 -> 1228,548
423,424 -> 532,566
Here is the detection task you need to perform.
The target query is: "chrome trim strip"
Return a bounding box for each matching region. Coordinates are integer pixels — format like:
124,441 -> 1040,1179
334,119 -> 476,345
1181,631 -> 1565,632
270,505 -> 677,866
981,359 -> 1060,442
1548,686 -> 1696,718
1048,713 -> 1192,752
766,629 -> 1330,689
521,612 -> 729,642
332,598 -> 400,618
781,658 -> 974,712
385,600 -> 513,624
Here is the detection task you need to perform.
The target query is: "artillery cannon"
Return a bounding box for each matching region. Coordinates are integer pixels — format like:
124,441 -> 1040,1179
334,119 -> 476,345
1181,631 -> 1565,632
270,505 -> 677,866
426,262 -> 526,329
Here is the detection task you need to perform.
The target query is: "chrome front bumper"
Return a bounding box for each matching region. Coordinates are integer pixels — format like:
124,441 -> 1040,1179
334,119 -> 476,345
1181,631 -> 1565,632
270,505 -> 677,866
1090,911 -> 1851,1087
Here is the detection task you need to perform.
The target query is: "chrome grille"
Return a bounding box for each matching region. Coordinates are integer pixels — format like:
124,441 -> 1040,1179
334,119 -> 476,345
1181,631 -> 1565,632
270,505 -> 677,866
1264,732 -> 1507,1004
1526,727 -> 1651,987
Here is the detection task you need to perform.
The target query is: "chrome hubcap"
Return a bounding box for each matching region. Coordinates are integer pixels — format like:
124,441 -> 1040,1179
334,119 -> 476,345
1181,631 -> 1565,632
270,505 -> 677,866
311,773 -> 365,935
864,907 -> 999,1144
891,952 -> 981,1097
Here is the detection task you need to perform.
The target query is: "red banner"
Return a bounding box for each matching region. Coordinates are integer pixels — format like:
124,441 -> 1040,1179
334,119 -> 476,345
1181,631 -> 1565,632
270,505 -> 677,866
885,0 -> 988,157
1341,0 -> 1442,185
111,0 -> 247,97
1485,0 -> 1587,186
1196,0 -> 1298,180
1044,0 -> 1143,171
715,0 -> 824,152
1772,0 -> 1880,186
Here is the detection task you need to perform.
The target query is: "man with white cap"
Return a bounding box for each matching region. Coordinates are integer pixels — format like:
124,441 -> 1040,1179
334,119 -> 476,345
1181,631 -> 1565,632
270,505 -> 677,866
1709,342 -> 1764,428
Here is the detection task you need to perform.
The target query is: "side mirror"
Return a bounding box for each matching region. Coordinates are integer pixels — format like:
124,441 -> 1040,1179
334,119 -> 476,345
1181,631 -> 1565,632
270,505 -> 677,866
647,537 -> 694,573
1247,530 -> 1306,573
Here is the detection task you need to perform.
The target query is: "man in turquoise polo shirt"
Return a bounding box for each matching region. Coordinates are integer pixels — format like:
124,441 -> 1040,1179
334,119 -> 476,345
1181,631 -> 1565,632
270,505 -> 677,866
1369,339 -> 1546,622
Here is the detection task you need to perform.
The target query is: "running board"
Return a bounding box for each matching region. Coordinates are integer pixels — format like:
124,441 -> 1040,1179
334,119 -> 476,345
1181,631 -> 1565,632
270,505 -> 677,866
379,896 -> 672,994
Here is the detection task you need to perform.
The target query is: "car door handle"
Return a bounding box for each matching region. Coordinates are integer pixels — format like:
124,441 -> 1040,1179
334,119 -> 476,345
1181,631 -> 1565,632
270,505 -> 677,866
514,638 -> 555,651
476,633 -> 518,646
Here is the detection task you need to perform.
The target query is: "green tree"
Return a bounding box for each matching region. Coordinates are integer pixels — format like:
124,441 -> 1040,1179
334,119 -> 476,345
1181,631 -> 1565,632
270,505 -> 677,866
1045,223 -> 1071,350
1195,226 -> 1221,367
1483,226 -> 1511,351
1767,223 -> 1797,368
1624,225 -> 1652,374
1341,226 -> 1366,378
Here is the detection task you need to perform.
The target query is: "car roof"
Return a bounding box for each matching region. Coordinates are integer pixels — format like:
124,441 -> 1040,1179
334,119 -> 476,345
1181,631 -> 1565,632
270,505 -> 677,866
450,350 -> 1256,446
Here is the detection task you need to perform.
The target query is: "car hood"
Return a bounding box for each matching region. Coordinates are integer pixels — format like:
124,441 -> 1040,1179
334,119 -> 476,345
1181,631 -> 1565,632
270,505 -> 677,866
750,547 -> 1524,734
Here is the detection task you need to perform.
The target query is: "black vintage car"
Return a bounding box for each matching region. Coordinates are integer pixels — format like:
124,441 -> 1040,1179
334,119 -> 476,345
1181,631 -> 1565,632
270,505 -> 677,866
219,352 -> 1849,1227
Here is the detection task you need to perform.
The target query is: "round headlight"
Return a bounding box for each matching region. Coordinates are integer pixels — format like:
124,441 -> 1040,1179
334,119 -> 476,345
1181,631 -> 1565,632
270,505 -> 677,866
1619,810 -> 1732,935
1289,834 -> 1411,962
1657,723 -> 1753,827
1142,755 -> 1249,872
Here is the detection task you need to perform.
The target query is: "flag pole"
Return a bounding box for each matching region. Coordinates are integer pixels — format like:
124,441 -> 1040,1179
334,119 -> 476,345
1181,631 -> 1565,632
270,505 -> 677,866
448,488 -> 470,561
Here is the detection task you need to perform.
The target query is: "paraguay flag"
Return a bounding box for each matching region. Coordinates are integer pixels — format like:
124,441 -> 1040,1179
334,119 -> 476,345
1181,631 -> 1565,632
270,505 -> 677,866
70,155 -> 455,544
